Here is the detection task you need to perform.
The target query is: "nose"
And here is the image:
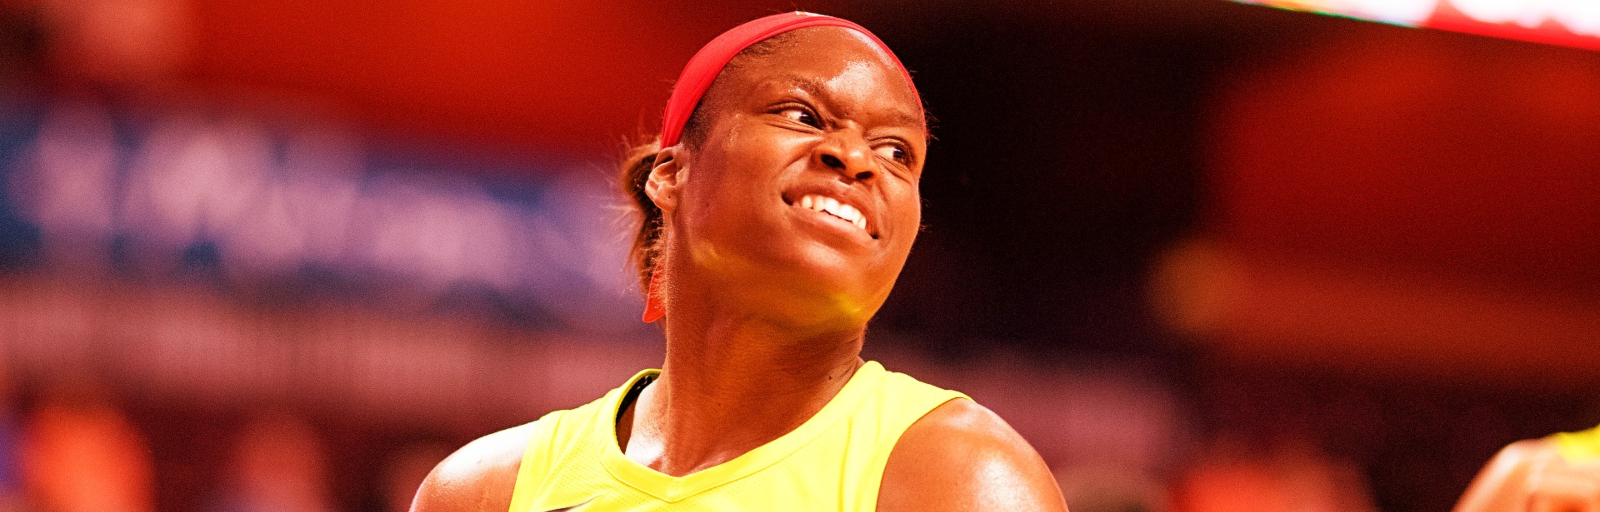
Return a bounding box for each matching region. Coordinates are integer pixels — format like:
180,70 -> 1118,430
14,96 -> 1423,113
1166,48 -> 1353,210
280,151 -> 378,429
814,132 -> 876,181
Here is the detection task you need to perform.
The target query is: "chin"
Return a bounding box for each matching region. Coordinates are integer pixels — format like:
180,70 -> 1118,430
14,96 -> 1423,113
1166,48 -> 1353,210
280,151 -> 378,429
696,229 -> 901,327
784,271 -> 896,329
724,266 -> 883,331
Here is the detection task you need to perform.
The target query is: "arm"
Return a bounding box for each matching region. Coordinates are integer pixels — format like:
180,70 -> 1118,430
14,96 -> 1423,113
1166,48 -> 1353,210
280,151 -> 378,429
877,399 -> 1069,512
1455,438 -> 1600,512
411,423 -> 535,512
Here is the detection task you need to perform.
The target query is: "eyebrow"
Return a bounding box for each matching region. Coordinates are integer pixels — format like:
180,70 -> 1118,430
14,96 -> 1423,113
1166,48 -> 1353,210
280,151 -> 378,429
768,74 -> 926,130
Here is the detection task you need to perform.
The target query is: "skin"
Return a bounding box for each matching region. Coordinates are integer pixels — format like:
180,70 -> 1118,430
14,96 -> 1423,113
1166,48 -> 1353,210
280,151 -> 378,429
412,27 -> 1067,512
1456,439 -> 1600,512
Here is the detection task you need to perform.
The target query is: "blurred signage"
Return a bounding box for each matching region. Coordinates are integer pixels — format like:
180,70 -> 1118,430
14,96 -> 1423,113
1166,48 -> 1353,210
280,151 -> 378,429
0,97 -> 642,331
1235,0 -> 1600,51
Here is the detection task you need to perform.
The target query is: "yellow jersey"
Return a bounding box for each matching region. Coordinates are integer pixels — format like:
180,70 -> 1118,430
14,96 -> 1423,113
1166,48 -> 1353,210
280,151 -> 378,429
506,361 -> 967,512
1550,425 -> 1600,464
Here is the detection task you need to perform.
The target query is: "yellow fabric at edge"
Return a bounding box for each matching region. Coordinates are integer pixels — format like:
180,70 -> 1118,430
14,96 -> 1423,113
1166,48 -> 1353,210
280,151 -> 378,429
1550,425 -> 1600,465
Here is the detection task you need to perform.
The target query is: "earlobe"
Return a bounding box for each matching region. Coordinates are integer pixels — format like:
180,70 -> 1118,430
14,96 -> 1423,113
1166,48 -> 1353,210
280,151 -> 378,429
645,146 -> 686,214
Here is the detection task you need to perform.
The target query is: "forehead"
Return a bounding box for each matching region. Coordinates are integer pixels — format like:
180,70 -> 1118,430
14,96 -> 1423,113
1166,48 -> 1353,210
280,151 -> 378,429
724,27 -> 924,126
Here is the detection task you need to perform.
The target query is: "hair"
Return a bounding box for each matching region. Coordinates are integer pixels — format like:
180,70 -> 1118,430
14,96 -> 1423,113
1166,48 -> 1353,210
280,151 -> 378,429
619,138 -> 665,290
618,34 -> 798,291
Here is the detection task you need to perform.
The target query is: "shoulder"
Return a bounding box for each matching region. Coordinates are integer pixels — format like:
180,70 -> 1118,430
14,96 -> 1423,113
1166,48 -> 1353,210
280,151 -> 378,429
1453,438 -> 1560,512
411,422 -> 537,512
877,399 -> 1068,512
1493,438 -> 1557,467
1474,437 -> 1558,487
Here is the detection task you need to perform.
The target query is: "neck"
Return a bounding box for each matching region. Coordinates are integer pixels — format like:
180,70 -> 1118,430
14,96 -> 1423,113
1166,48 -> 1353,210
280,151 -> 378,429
622,288 -> 868,477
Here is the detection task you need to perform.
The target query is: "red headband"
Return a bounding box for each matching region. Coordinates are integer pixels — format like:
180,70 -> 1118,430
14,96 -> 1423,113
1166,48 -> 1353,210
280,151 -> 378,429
658,12 -> 919,148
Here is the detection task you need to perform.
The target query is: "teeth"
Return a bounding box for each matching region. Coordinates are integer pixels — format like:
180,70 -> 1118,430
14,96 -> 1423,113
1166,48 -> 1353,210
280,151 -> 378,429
797,194 -> 867,232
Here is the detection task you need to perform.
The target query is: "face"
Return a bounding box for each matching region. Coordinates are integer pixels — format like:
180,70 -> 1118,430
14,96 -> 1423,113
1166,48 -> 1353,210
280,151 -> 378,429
647,27 -> 928,328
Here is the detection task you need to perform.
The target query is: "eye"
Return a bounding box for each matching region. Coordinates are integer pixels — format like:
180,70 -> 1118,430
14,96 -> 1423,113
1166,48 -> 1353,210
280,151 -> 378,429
874,144 -> 909,164
778,106 -> 820,128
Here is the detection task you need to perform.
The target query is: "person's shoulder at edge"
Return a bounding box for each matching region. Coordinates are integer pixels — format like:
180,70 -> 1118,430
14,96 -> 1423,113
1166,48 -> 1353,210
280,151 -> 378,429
411,422 -> 535,512
1453,438 -> 1572,512
879,398 -> 1070,512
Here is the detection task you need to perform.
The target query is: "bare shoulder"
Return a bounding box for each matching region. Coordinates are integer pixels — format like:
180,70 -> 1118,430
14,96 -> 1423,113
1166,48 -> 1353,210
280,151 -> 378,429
1453,438 -> 1558,512
878,399 -> 1068,512
411,422 -> 538,512
1486,438 -> 1556,473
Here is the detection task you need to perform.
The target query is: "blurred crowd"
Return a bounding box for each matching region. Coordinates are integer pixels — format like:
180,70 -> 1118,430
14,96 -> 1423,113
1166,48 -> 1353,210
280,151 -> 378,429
0,375 -> 450,512
0,362 -> 1388,512
1,291 -> 1588,512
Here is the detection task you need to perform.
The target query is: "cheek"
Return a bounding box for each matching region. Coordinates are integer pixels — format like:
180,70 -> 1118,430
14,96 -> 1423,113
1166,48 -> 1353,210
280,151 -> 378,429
885,184 -> 922,251
680,177 -> 748,240
676,146 -> 785,231
894,183 -> 922,227
705,129 -> 802,190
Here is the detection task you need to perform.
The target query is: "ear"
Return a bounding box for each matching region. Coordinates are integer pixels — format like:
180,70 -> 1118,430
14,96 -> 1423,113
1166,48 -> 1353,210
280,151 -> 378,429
645,145 -> 687,215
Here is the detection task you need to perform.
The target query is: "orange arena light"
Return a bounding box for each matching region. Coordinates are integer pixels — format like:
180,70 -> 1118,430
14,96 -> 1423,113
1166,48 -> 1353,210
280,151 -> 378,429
1234,0 -> 1600,51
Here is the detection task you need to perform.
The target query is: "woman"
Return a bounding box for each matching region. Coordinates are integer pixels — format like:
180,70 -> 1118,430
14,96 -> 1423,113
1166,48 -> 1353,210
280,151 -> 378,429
412,12 -> 1067,512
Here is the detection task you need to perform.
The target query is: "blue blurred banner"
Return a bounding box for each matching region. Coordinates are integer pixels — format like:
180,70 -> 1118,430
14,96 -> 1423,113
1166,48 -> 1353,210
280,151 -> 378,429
0,92 -> 642,333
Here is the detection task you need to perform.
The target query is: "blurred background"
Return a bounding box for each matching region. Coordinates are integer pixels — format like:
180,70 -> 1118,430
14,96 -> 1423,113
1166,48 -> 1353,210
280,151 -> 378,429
1,0 -> 1598,511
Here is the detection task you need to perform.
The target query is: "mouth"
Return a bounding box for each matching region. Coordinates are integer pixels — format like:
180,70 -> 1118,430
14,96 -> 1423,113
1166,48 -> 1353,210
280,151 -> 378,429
785,193 -> 878,240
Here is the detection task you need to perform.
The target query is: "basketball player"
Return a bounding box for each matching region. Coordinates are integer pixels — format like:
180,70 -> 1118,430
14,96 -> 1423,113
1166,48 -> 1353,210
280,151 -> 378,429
1456,426 -> 1600,512
410,12 -> 1068,512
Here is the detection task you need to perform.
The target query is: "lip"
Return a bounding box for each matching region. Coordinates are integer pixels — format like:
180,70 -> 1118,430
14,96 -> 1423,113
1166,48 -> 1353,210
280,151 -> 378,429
781,183 -> 880,242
